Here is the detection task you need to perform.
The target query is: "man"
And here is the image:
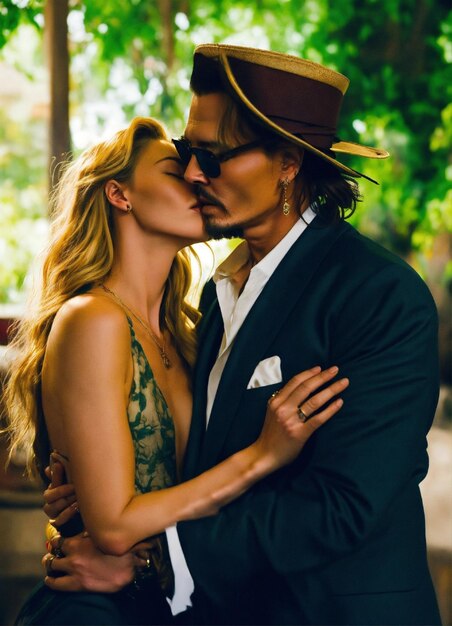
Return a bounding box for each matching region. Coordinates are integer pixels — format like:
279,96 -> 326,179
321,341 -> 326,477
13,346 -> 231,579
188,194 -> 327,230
44,45 -> 441,625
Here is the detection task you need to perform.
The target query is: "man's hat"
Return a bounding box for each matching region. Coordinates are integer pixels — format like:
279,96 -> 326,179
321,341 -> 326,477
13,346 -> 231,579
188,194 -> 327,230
191,44 -> 389,183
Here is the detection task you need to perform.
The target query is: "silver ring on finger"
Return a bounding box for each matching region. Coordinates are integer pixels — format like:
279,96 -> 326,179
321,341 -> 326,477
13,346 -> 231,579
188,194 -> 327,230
297,406 -> 309,422
267,390 -> 280,405
45,554 -> 56,575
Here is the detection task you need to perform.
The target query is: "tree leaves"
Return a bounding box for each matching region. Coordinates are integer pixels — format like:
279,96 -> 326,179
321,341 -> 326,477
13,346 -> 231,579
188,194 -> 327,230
0,0 -> 450,301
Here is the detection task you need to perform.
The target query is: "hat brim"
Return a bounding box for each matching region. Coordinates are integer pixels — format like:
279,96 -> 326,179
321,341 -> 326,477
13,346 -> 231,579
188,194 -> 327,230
195,45 -> 389,184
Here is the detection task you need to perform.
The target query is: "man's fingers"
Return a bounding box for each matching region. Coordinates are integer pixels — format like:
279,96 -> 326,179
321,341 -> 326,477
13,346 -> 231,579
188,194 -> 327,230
44,484 -> 76,504
43,498 -> 76,521
50,534 -> 65,552
49,459 -> 66,487
42,552 -> 54,572
51,502 -> 79,529
50,531 -> 85,556
48,533 -> 65,556
45,575 -> 82,592
45,555 -> 71,574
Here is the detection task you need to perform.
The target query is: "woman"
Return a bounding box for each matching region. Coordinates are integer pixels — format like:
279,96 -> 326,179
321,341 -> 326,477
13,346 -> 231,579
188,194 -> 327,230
4,117 -> 348,625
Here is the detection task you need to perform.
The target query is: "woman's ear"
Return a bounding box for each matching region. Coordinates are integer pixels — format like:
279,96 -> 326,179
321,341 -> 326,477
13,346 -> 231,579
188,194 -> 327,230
105,180 -> 130,213
280,148 -> 304,183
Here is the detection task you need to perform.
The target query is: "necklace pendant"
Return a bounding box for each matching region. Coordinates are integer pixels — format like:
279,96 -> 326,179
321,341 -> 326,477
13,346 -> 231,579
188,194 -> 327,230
101,284 -> 172,369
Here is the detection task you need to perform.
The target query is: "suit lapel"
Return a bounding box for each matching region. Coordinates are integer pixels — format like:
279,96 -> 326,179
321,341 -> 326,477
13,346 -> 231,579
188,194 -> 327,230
199,218 -> 350,469
182,299 -> 223,479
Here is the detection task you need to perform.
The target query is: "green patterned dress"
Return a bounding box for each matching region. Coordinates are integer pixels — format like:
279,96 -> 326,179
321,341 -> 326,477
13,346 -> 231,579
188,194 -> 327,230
126,317 -> 177,596
127,316 -> 177,494
15,317 -> 178,626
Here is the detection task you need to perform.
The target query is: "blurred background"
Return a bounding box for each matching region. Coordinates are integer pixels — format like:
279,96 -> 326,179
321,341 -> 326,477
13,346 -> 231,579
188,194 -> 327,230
0,0 -> 450,624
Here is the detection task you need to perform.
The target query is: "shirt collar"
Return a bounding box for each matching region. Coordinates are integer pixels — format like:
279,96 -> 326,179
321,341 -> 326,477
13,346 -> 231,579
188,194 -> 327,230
213,207 -> 317,283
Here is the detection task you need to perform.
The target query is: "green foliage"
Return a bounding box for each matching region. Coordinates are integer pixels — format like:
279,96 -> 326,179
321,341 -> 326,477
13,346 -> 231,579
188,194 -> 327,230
0,101 -> 48,302
0,0 -> 43,48
73,0 -> 452,259
0,186 -> 48,302
0,0 -> 450,302
0,18 -> 47,303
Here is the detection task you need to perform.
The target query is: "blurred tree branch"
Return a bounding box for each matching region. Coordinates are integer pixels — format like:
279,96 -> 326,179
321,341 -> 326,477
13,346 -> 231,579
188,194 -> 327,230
45,0 -> 70,194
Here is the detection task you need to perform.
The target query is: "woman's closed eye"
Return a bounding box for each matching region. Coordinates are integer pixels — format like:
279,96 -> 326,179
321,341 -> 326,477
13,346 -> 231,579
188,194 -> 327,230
165,171 -> 185,180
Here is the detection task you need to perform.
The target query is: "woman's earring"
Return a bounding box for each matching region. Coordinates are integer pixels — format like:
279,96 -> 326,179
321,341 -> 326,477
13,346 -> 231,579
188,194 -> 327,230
281,178 -> 290,216
126,203 -> 133,213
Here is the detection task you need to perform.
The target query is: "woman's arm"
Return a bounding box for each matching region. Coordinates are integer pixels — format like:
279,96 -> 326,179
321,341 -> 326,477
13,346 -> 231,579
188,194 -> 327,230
44,297 -> 348,557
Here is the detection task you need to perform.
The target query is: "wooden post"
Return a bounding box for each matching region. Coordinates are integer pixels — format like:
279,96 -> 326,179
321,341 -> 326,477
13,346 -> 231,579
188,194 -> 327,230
158,0 -> 174,70
44,0 -> 70,193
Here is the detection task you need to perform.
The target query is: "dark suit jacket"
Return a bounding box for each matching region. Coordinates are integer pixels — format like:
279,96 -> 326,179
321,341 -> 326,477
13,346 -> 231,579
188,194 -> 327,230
178,218 -> 441,625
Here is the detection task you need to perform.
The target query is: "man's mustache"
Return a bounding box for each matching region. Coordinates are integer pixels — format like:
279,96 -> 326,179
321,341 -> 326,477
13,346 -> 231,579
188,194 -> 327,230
194,185 -> 225,211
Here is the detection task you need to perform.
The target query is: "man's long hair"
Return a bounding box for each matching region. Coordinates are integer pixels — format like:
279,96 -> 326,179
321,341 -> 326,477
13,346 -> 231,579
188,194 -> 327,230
191,65 -> 362,223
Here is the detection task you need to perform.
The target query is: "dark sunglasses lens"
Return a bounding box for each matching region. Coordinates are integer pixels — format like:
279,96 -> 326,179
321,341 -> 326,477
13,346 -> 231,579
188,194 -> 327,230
195,150 -> 221,178
172,139 -> 221,178
173,139 -> 191,165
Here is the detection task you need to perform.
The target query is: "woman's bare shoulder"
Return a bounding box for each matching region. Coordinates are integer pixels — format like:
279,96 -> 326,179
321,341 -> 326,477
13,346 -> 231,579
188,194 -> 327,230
50,292 -> 130,351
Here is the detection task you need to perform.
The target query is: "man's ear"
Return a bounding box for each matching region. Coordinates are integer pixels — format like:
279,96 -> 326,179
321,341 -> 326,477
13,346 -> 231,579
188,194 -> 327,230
280,148 -> 304,182
105,180 -> 130,213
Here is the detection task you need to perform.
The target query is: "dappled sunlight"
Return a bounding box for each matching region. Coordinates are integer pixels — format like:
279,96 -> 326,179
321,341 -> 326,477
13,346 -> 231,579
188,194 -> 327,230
0,2 -> 450,624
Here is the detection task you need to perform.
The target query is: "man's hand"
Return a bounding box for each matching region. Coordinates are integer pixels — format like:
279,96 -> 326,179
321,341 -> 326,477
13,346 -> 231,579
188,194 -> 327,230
43,483 -> 78,527
44,533 -> 136,593
43,457 -> 78,526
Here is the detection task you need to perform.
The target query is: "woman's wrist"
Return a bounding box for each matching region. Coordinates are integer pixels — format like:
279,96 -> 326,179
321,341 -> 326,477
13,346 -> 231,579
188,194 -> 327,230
245,441 -> 279,480
208,444 -> 274,509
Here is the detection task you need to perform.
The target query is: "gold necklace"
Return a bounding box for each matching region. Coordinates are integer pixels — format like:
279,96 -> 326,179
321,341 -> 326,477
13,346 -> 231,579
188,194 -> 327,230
101,284 -> 172,369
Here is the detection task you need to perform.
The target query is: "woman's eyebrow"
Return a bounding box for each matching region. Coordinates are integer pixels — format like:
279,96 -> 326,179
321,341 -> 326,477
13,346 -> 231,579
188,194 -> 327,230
154,156 -> 183,165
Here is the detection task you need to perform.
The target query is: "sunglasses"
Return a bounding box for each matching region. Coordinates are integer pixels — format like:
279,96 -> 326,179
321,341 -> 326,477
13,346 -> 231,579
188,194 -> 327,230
172,137 -> 262,178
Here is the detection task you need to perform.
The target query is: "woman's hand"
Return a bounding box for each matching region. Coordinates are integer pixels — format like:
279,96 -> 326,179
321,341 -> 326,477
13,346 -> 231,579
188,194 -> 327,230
181,366 -> 349,517
255,366 -> 349,468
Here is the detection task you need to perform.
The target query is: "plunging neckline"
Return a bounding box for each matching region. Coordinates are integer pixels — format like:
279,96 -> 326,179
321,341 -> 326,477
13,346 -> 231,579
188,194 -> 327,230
127,317 -> 174,421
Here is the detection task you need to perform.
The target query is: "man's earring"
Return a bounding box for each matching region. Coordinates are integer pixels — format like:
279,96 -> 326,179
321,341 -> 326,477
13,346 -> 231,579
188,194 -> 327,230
126,203 -> 133,213
281,178 -> 290,216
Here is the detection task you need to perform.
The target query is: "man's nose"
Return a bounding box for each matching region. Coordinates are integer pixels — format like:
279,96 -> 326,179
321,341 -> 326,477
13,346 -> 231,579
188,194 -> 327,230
184,155 -> 209,185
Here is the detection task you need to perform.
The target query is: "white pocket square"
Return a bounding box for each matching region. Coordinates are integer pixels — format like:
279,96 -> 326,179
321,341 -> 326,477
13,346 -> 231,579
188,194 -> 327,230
247,355 -> 282,389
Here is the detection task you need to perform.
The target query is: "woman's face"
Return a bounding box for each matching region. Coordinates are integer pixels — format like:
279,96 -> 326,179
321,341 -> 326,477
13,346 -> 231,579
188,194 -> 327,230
123,139 -> 206,245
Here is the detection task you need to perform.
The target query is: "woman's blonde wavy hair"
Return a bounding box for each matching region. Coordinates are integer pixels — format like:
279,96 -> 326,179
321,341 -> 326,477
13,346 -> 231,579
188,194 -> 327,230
4,117 -> 201,481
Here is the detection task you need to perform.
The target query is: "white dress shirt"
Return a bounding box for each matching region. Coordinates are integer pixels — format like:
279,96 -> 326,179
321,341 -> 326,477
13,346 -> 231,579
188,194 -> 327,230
166,208 -> 316,614
207,208 -> 315,422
